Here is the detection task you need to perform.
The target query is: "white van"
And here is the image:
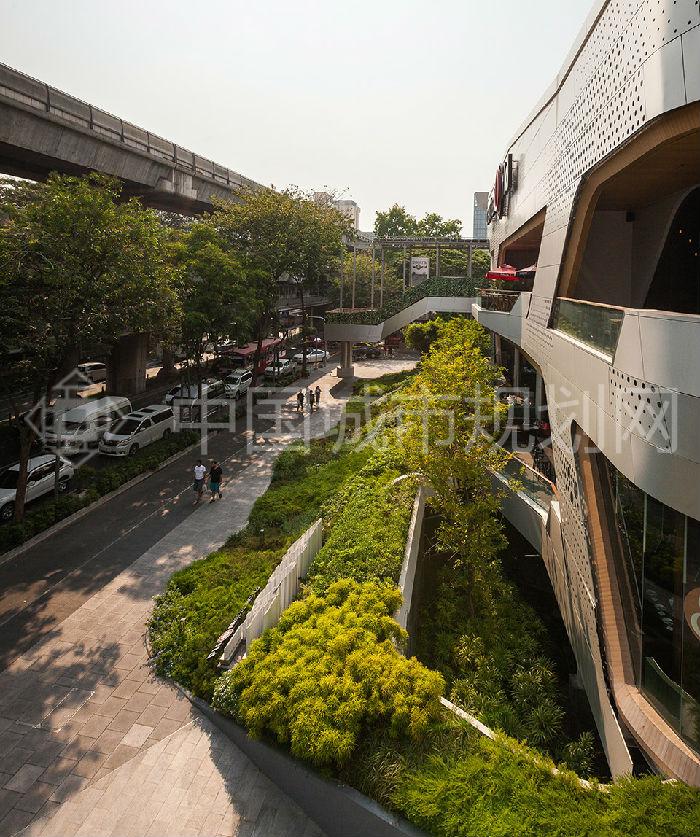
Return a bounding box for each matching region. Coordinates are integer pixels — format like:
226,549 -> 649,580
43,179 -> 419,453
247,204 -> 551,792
99,405 -> 174,456
44,396 -> 132,453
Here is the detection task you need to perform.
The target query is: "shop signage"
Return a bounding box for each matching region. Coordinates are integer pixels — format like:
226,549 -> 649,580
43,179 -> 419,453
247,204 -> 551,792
487,153 -> 515,222
410,256 -> 430,287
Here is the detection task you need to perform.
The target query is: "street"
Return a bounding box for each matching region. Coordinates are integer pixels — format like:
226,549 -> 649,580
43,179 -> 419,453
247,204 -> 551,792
0,358 -> 414,673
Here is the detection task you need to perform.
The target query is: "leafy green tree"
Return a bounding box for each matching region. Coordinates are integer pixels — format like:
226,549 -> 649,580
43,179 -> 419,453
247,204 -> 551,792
404,320 -> 444,354
417,212 -> 462,238
214,187 -> 349,377
0,173 -> 180,521
173,221 -> 253,394
374,204 -> 418,238
400,318 -> 507,596
213,579 -> 445,767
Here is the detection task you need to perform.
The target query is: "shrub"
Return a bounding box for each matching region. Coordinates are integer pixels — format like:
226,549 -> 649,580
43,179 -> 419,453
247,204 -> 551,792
213,579 -> 445,767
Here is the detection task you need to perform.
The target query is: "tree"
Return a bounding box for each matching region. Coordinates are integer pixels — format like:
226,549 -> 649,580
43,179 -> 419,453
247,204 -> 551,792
416,212 -> 462,238
214,187 -> 349,378
0,173 -> 181,521
404,320 -> 444,354
399,318 -> 507,614
339,250 -> 404,309
374,204 -> 418,238
174,221 -> 253,395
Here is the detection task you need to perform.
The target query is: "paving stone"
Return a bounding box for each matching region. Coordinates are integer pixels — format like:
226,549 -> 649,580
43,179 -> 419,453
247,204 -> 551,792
13,781 -> 55,814
120,724 -> 153,749
49,774 -> 89,803
0,806 -> 34,837
101,744 -> 139,771
4,763 -> 45,793
72,750 -> 108,779
39,757 -> 78,786
78,714 -> 112,740
92,729 -> 125,755
107,709 -> 140,734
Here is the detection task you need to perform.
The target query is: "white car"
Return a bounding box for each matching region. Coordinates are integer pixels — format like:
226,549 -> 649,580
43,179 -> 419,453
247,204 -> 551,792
0,454 -> 74,523
99,405 -> 174,456
264,359 -> 297,378
224,370 -> 253,399
163,379 -> 224,405
77,361 -> 107,383
292,349 -> 329,364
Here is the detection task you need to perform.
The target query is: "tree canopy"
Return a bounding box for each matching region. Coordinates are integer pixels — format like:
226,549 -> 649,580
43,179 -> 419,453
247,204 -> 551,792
374,204 -> 462,238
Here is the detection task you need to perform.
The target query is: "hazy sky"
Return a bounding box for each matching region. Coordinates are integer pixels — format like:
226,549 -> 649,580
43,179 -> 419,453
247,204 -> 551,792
1,0 -> 592,234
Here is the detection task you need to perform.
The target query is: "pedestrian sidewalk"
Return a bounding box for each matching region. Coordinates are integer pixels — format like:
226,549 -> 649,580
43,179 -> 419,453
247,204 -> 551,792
0,360 -> 414,837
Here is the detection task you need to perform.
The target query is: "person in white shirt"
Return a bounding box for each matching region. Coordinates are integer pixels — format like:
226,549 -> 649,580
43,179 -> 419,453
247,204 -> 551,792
193,460 -> 207,504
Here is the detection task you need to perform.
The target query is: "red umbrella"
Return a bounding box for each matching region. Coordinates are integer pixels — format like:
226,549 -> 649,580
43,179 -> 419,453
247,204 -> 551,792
485,264 -> 519,281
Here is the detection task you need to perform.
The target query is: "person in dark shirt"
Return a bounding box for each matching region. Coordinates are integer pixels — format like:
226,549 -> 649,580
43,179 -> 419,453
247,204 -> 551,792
209,460 -> 223,502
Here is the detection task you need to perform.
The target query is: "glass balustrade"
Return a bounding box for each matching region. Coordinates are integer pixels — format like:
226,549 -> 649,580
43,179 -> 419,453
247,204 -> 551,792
551,298 -> 624,358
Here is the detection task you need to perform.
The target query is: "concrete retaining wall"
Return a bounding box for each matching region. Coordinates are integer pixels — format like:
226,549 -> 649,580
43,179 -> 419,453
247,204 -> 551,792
193,698 -> 428,837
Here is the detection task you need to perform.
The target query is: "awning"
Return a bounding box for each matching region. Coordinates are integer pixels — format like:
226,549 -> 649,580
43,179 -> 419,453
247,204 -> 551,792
485,264 -> 519,281
516,264 -> 537,279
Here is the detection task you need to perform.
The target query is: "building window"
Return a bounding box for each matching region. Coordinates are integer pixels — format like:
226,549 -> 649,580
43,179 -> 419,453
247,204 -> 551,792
606,459 -> 700,750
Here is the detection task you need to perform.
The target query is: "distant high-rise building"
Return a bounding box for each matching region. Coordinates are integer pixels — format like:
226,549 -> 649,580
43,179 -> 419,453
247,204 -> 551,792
314,193 -> 361,231
472,192 -> 488,239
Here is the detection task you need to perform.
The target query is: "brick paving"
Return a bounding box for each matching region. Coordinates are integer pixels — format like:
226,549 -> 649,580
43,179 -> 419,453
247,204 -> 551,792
0,361 -> 415,837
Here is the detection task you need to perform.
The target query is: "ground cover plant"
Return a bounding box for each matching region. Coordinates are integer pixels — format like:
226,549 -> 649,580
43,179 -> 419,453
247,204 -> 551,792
0,430 -> 198,553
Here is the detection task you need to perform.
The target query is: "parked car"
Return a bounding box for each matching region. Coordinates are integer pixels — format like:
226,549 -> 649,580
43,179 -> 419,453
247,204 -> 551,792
353,343 -> 382,360
99,405 -> 174,456
215,339 -> 238,355
0,454 -> 74,523
264,359 -> 297,379
163,379 -> 224,406
224,370 -> 253,399
77,361 -> 107,383
44,397 -> 132,453
292,349 -> 329,365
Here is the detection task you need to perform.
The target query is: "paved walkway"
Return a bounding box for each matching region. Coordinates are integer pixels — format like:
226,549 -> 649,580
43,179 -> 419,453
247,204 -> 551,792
0,361 -> 415,837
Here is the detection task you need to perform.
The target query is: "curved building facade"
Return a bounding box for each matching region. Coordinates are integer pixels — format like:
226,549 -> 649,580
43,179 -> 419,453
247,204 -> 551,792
474,0 -> 700,782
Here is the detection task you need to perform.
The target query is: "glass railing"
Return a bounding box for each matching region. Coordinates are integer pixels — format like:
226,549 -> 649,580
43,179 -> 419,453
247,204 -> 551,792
477,289 -> 521,312
551,298 -> 624,358
500,454 -> 555,510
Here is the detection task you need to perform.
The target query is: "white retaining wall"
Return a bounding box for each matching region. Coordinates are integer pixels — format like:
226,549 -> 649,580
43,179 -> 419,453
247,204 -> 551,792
221,519 -> 323,662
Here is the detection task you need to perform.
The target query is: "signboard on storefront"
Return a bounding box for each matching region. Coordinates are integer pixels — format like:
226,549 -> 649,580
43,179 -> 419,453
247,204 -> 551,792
410,256 -> 430,286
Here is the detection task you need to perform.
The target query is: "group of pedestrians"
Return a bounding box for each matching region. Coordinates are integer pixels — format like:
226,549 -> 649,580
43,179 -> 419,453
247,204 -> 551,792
192,458 -> 223,505
296,385 -> 322,413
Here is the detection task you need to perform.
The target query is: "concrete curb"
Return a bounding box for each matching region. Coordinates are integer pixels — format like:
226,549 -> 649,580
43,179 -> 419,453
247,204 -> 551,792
179,691 -> 428,837
0,437 -> 202,566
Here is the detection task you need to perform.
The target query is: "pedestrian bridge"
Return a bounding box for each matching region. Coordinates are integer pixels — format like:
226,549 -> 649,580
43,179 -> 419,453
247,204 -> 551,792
324,277 -> 479,375
324,277 -> 478,343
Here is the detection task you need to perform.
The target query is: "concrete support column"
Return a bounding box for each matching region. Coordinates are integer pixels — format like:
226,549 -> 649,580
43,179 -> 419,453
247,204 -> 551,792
108,333 -> 149,395
336,341 -> 354,378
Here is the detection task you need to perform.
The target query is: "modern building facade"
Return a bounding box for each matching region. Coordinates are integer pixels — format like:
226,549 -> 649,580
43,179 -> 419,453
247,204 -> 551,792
472,191 -> 488,239
473,0 -> 700,784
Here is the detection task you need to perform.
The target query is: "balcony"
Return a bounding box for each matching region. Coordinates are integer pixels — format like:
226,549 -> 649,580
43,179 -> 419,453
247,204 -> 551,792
550,298 -> 624,359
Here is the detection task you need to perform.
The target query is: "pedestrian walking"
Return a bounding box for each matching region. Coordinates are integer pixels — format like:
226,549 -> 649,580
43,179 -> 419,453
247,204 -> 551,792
315,385 -> 321,409
209,459 -> 223,502
192,460 -> 207,505
306,387 -> 313,412
296,389 -> 304,412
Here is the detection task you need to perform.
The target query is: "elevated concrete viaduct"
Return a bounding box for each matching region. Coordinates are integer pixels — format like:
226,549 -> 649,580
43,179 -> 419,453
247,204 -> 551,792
0,62 -> 265,394
0,62 -> 263,215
